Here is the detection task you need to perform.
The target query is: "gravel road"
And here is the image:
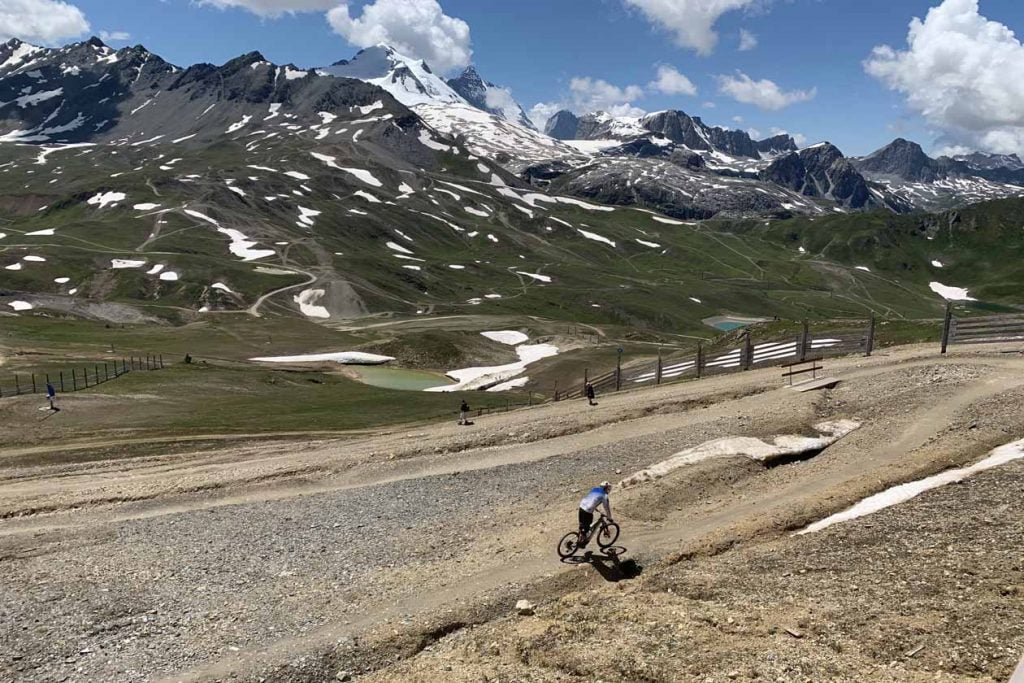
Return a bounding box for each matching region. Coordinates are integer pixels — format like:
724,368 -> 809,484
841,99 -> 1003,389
1,344 -> 1023,682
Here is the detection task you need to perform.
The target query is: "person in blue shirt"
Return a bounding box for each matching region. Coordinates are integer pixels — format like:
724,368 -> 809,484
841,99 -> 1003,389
578,481 -> 612,538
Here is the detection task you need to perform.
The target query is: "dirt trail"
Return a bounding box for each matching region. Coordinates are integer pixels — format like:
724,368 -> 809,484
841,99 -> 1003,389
2,344 -> 1023,682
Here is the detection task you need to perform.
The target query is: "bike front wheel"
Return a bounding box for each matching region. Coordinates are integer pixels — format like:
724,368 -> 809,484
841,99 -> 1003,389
597,521 -> 620,548
557,531 -> 581,558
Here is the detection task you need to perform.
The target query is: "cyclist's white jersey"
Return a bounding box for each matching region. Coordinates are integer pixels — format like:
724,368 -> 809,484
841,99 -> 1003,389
579,487 -> 611,516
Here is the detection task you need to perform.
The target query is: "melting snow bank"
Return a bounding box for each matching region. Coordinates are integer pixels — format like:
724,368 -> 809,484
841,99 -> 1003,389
929,281 -> 976,301
481,330 -> 529,346
250,352 -> 394,365
293,288 -> 330,318
426,343 -> 559,393
797,438 -> 1024,535
620,420 -> 861,488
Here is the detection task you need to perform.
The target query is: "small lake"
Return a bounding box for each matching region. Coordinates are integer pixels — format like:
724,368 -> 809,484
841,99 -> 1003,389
703,315 -> 770,332
349,365 -> 454,391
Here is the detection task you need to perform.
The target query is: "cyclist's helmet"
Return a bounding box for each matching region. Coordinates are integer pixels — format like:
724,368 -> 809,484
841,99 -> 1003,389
600,480 -> 611,492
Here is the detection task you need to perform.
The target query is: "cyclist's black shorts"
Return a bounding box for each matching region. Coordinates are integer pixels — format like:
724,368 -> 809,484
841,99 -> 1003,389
579,508 -> 593,533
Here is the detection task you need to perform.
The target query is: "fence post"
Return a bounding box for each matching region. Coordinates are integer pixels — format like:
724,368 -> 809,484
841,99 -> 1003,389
104,364 -> 109,382
742,333 -> 753,371
84,368 -> 89,388
72,369 -> 77,391
32,374 -> 37,394
60,371 -> 64,392
655,349 -> 663,386
159,354 -> 164,369
14,374 -> 19,395
696,343 -> 704,379
615,349 -> 622,391
941,303 -> 953,355
865,314 -> 876,357
95,365 -> 99,384
799,321 -> 809,362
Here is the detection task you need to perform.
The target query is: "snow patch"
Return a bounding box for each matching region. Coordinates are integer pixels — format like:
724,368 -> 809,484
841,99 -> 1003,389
251,351 -> 394,365
798,438 -> 1024,535
621,421 -> 861,488
427,343 -> 559,392
577,229 -> 615,248
481,331 -> 529,346
8,300 -> 32,311
293,289 -> 330,318
929,282 -> 976,301
87,191 -> 126,209
111,259 -> 146,269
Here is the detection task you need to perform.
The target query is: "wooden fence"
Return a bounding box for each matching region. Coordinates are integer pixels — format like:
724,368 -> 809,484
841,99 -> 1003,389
942,304 -> 1024,352
558,318 -> 875,401
0,354 -> 165,399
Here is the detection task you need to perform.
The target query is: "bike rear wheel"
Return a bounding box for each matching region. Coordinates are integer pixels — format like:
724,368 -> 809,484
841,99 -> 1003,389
557,531 -> 581,558
597,521 -> 620,548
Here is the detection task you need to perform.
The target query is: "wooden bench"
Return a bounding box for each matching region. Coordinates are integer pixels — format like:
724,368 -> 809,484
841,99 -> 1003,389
781,356 -> 839,391
781,356 -> 824,385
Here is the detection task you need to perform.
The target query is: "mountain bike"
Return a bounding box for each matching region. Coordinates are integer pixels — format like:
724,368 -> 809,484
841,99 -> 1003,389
557,513 -> 620,559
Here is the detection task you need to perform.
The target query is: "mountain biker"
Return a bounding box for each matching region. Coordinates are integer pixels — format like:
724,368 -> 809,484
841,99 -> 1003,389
578,481 -> 612,539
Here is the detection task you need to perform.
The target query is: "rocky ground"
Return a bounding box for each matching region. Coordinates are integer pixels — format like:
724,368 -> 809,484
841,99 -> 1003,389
0,344 -> 1022,682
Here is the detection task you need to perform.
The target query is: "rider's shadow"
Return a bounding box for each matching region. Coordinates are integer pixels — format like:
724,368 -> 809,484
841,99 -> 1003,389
563,547 -> 642,582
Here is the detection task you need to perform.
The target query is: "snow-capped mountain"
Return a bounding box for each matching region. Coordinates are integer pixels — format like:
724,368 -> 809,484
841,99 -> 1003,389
0,37 -> 426,151
545,109 -> 797,160
853,139 -> 1024,210
447,66 -> 535,130
321,44 -> 465,108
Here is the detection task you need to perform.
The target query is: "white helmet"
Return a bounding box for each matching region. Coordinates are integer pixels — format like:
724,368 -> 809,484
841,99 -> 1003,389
600,481 -> 611,491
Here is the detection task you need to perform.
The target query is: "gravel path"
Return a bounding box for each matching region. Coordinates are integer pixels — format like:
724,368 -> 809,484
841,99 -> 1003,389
2,344 -> 1024,682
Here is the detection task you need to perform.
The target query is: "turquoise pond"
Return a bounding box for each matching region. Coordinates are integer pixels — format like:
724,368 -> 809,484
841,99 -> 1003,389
711,321 -> 748,332
349,366 -> 454,391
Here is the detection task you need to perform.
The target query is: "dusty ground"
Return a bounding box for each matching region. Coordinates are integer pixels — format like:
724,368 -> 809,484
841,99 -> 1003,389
1,343 -> 1023,682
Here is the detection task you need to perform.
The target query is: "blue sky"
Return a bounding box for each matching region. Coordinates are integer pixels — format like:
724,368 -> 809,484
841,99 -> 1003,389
18,0 -> 1024,156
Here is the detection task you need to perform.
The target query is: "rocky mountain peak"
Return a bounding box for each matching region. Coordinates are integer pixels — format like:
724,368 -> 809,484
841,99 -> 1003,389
544,110 -> 579,139
446,64 -> 535,129
856,137 -> 937,181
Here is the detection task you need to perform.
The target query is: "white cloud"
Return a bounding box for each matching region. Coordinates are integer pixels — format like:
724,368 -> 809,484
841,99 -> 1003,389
717,71 -> 816,110
327,0 -> 471,74
732,115 -> 744,124
528,102 -> 562,129
483,86 -> 519,119
623,0 -> 761,56
865,0 -> 1024,155
0,0 -> 89,45
529,76 -> 646,127
702,100 -> 716,109
746,127 -> 762,139
196,0 -> 336,18
739,28 -> 757,51
650,64 -> 697,96
569,76 -> 645,117
99,30 -> 130,42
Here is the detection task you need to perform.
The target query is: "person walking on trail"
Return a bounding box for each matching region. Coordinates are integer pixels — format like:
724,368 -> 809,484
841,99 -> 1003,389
46,381 -> 58,411
578,481 -> 612,539
458,399 -> 470,425
585,382 -> 596,406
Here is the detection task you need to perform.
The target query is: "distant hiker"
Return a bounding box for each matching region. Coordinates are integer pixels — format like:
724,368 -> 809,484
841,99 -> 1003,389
184,353 -> 192,364
585,383 -> 596,406
459,400 -> 470,425
46,381 -> 57,411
